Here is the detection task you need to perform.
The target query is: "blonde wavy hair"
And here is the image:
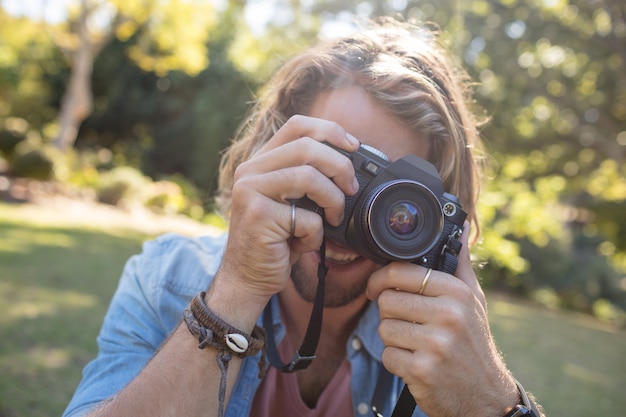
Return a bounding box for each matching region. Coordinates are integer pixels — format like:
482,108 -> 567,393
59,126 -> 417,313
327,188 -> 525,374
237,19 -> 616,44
217,17 -> 485,240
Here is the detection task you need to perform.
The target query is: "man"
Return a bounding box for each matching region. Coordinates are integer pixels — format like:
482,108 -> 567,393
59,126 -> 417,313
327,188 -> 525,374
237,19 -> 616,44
64,17 -> 544,417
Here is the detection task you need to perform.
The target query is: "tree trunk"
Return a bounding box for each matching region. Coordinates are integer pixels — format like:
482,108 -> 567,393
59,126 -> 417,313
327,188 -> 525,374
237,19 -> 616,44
52,44 -> 94,150
52,7 -> 97,151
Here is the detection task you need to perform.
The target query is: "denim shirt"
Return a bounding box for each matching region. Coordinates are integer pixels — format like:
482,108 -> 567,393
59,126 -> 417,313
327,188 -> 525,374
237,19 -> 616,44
62,233 -> 427,417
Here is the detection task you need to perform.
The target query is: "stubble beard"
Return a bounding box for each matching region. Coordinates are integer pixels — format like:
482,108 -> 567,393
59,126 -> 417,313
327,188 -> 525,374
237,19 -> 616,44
290,260 -> 369,308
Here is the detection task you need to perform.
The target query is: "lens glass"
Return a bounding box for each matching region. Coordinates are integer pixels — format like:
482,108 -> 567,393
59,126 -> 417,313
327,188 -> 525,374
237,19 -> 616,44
388,202 -> 418,235
359,179 -> 443,261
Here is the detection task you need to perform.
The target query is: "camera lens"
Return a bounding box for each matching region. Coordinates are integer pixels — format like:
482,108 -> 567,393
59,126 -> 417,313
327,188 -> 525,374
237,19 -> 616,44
359,180 -> 443,261
388,202 -> 418,235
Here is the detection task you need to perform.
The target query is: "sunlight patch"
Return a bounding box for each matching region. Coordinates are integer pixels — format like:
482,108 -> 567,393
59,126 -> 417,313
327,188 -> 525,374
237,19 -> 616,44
0,283 -> 97,323
489,299 -> 527,317
0,228 -> 75,254
27,347 -> 71,370
564,363 -> 609,387
0,347 -> 71,372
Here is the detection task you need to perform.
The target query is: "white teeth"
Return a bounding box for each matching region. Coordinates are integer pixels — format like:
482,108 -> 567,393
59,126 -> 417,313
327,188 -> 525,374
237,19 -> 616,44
326,248 -> 359,263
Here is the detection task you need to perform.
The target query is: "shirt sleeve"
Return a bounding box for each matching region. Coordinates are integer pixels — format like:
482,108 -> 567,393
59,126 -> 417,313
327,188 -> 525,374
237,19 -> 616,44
62,233 -> 225,417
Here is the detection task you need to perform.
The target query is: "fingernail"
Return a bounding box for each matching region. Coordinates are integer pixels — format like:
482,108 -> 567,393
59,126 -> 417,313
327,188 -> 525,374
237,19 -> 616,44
352,177 -> 360,193
346,133 -> 360,147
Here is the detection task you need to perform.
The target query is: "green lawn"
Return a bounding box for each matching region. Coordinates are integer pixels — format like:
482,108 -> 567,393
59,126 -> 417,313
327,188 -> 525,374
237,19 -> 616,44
1,201 -> 625,417
0,202 -> 154,417
489,293 -> 626,416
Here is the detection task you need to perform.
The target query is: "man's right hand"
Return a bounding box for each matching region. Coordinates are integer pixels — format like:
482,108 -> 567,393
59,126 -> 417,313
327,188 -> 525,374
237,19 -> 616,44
206,115 -> 361,325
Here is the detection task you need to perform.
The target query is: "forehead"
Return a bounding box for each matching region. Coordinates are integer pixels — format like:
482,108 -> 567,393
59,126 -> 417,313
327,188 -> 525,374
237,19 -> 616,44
307,86 -> 429,161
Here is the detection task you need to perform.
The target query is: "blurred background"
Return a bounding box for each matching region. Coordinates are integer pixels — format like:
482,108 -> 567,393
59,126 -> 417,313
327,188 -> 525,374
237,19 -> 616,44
0,0 -> 624,416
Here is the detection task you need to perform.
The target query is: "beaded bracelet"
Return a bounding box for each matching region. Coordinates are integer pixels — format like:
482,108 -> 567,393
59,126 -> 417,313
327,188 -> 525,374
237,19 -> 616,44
183,291 -> 266,417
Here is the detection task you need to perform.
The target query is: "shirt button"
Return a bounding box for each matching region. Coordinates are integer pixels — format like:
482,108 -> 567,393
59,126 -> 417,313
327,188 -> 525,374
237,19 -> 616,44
357,402 -> 370,415
351,337 -> 362,351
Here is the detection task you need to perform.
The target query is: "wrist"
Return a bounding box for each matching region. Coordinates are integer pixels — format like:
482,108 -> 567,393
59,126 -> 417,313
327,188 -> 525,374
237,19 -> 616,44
182,291 -> 267,417
204,270 -> 272,332
482,375 -> 519,417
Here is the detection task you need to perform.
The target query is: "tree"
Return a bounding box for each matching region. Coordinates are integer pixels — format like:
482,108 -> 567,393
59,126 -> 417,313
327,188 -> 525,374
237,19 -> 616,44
0,8 -> 63,129
312,0 -> 626,313
49,0 -> 217,150
75,0 -> 324,198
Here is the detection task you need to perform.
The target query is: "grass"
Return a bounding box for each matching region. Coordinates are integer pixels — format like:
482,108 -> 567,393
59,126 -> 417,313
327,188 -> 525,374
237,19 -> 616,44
489,293 -> 626,416
0,202 -> 154,417
1,200 -> 625,417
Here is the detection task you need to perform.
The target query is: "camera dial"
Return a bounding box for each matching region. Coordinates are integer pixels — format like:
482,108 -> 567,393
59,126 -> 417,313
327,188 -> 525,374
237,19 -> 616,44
360,143 -> 390,161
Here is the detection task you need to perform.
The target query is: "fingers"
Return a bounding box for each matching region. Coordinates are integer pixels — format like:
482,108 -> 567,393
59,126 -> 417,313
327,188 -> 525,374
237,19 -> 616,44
288,205 -> 325,264
223,190 -> 325,299
366,221 -> 486,309
367,263 -> 458,300
230,175 -> 325,243
367,224 -> 514,417
236,138 -> 357,190
218,115 -> 362,303
234,139 -> 358,225
256,114 -> 360,155
233,116 -> 362,226
236,164 -> 343,216
372,276 -> 475,340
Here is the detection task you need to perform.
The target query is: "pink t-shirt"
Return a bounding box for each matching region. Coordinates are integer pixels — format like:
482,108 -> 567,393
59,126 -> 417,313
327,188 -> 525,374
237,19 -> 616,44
249,337 -> 353,417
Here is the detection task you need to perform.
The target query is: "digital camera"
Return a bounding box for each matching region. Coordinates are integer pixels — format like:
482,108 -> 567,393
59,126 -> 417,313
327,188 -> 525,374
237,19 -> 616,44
295,143 -> 467,274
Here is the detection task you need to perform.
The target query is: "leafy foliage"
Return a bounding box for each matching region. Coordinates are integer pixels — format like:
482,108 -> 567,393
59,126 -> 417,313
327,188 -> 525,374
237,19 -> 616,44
0,10 -> 66,128
325,0 -> 626,316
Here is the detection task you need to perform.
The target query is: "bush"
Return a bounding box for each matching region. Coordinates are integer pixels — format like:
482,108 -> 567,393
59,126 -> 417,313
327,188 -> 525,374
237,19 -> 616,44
0,129 -> 26,156
96,166 -> 148,206
144,180 -> 186,215
11,149 -> 54,180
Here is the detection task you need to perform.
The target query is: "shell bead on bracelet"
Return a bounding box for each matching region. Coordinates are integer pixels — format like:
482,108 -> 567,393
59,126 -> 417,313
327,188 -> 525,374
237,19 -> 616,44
225,333 -> 249,353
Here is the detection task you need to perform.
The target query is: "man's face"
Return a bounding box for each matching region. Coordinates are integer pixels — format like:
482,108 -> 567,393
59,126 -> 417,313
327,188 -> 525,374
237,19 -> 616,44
290,86 -> 430,308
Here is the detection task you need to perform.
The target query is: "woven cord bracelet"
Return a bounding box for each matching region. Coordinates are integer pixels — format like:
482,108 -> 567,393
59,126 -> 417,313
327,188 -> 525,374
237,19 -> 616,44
183,291 -> 266,417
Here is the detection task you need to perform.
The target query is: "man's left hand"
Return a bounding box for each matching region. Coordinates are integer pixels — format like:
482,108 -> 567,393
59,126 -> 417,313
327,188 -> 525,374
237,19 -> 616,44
366,222 -> 519,417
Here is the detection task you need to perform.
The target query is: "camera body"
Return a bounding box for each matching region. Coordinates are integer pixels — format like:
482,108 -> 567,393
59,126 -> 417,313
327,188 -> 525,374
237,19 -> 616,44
295,143 -> 467,274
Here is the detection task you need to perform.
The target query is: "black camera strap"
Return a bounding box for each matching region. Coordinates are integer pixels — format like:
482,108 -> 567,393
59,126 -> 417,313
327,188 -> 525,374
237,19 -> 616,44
437,233 -> 463,272
262,239 -> 328,372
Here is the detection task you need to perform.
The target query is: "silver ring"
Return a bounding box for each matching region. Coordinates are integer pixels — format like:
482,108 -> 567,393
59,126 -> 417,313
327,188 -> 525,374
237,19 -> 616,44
290,203 -> 296,236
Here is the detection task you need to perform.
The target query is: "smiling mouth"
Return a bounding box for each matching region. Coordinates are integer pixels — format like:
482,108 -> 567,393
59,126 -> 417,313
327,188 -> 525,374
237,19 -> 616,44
325,246 -> 361,264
